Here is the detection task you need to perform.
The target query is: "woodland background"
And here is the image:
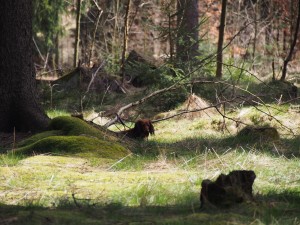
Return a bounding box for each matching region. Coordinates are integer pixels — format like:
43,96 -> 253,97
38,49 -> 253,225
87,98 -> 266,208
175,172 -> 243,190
0,0 -> 300,224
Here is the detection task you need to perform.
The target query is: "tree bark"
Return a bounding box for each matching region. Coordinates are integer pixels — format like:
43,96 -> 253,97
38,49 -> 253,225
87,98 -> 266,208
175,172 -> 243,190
216,0 -> 227,79
74,0 -> 82,67
120,0 -> 131,84
0,0 -> 49,132
281,0 -> 300,81
261,0 -> 272,51
252,1 -> 258,65
176,0 -> 199,62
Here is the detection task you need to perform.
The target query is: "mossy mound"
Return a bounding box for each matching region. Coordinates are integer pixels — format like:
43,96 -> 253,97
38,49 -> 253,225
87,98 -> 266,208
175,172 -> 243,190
17,130 -> 64,147
49,116 -> 117,141
14,116 -> 132,160
15,136 -> 130,159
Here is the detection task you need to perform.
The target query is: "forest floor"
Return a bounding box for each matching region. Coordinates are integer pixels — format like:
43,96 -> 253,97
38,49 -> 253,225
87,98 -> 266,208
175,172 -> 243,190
0,104 -> 300,225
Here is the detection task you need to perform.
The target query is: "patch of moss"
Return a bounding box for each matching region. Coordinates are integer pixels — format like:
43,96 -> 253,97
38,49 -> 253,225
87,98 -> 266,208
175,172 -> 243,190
14,136 -> 130,159
49,116 -> 117,141
17,130 -> 64,147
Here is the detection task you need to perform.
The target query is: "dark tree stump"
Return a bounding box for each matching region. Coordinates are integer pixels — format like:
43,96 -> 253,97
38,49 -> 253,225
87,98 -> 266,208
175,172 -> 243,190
237,126 -> 280,141
200,170 -> 256,208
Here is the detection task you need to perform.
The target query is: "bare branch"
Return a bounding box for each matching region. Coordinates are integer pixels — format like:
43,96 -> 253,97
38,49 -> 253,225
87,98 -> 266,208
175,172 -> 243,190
104,83 -> 180,127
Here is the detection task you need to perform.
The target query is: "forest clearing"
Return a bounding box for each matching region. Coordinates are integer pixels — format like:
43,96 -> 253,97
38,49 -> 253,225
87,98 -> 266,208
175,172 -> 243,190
1,104 -> 300,224
1,0 -> 300,224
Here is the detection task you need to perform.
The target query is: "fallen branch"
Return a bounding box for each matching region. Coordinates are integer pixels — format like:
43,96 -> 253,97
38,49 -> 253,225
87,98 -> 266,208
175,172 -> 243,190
151,98 -> 235,123
104,83 -> 180,127
85,61 -> 106,94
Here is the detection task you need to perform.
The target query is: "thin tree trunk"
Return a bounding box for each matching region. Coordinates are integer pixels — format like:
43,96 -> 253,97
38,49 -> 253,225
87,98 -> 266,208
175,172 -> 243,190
0,0 -> 49,132
263,0 -> 272,52
216,0 -> 228,79
120,0 -> 131,84
88,9 -> 103,68
168,12 -> 175,62
74,0 -> 82,68
283,29 -> 287,52
252,1 -> 258,66
281,0 -> 300,81
54,35 -> 60,69
113,0 -> 120,60
290,0 -> 295,46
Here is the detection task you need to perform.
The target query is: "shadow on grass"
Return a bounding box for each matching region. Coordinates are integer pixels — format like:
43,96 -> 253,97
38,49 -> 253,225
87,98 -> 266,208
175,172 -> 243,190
1,191 -> 300,225
137,134 -> 300,158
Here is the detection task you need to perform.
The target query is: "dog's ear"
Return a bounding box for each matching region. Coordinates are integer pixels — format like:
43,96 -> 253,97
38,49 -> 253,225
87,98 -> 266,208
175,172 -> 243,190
149,120 -> 155,135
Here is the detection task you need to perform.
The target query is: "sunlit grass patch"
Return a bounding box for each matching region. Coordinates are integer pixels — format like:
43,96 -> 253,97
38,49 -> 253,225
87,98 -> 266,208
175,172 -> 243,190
0,155 -> 202,207
46,109 -> 70,119
0,149 -> 300,224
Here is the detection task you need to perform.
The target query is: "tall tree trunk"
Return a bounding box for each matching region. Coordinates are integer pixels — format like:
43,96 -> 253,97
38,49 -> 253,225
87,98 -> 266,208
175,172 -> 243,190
176,0 -> 199,62
168,11 -> 175,62
120,0 -> 131,84
74,0 -> 82,67
0,0 -> 49,132
281,0 -> 300,81
216,0 -> 227,79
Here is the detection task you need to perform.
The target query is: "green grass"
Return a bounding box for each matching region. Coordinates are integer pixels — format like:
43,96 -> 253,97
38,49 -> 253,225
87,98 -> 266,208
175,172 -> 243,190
46,109 -> 70,119
0,154 -> 24,167
1,105 -> 300,224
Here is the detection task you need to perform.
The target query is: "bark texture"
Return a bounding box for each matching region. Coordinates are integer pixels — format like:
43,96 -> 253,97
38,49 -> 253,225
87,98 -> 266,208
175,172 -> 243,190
0,0 -> 50,132
176,0 -> 199,62
74,0 -> 82,67
216,0 -> 227,79
281,0 -> 300,81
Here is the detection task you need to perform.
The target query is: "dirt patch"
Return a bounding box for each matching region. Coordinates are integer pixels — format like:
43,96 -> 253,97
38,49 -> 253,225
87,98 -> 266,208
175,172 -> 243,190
180,94 -> 217,119
154,94 -> 217,120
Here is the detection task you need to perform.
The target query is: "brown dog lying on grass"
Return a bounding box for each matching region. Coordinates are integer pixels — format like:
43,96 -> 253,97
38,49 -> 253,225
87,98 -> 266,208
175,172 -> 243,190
117,119 -> 155,139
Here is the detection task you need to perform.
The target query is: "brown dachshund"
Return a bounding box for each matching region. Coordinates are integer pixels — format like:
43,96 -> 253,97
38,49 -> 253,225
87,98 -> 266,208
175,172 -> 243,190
118,119 -> 155,139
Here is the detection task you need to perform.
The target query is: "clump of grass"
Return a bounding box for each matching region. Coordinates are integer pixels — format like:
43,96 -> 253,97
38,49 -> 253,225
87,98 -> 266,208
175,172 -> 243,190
0,154 -> 24,166
46,109 -> 70,119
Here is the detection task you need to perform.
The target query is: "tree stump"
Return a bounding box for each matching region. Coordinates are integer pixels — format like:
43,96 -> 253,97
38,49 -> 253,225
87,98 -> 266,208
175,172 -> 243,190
200,170 -> 256,208
237,126 -> 280,141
